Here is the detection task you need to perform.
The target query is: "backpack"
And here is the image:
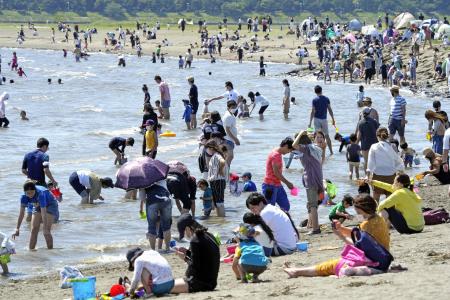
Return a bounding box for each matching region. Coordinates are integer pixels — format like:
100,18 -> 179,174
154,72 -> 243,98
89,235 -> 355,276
423,208 -> 450,225
351,228 -> 394,271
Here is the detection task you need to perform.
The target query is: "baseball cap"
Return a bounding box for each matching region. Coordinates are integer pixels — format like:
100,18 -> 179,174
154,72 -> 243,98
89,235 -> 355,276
242,172 -> 252,179
177,213 -> 194,239
145,119 -> 155,126
102,177 -> 114,188
126,247 -> 144,271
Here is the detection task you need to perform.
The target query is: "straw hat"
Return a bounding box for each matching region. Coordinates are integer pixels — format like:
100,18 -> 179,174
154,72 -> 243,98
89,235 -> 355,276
390,85 -> 400,92
422,147 -> 433,157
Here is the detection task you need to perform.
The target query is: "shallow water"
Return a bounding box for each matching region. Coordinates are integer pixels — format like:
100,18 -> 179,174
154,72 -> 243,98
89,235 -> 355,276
0,48 -> 433,279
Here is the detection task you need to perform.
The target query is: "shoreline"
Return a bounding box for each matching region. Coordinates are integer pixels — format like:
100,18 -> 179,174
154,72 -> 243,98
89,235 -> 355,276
1,183 -> 450,299
1,25 -> 448,99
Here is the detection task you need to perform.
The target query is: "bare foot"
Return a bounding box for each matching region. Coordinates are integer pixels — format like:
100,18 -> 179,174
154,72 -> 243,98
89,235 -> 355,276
283,261 -> 292,268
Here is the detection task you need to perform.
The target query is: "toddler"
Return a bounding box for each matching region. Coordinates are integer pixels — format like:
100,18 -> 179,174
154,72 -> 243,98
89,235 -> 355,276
346,134 -> 361,180
197,179 -> 213,217
178,55 -> 184,69
182,100 -> 192,130
328,194 -> 354,223
0,231 -> 15,275
241,172 -> 257,192
400,143 -> 415,168
154,100 -> 164,119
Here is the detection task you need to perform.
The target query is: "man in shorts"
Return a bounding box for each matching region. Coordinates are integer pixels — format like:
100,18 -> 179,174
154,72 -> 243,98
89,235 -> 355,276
155,75 -> 171,119
262,137 -> 295,212
308,85 -> 336,154
388,85 -> 407,144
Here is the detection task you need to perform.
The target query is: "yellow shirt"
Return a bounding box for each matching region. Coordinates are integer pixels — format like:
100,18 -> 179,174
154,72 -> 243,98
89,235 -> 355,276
374,180 -> 425,232
360,215 -> 390,250
145,130 -> 156,152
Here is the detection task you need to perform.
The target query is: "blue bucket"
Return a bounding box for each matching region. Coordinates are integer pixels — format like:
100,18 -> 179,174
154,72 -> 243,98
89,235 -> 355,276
71,276 -> 96,300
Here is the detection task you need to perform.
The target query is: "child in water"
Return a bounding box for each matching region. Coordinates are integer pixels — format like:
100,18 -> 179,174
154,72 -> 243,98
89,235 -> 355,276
182,100 -> 193,130
335,133 -> 351,153
151,52 -> 157,63
239,99 -> 250,118
356,85 -> 365,107
178,55 -> 184,69
400,143 -> 415,168
259,56 -> 266,76
241,172 -> 257,192
346,134 -> 361,180
20,110 -> 29,121
197,179 -> 213,217
144,119 -> 158,159
17,67 -> 27,77
160,54 -> 165,63
155,100 -> 164,119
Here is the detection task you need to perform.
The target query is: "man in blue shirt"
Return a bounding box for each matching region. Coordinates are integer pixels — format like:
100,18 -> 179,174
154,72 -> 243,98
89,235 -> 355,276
242,172 -> 257,192
12,181 -> 58,250
308,85 -> 336,155
22,137 -> 57,187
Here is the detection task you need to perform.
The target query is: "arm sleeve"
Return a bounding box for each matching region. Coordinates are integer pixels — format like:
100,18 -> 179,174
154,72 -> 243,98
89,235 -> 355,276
22,155 -> 28,171
366,148 -> 375,173
377,192 -> 401,212
372,180 -> 394,193
20,195 -> 28,207
38,191 -> 49,208
42,153 -> 50,168
129,260 -> 144,293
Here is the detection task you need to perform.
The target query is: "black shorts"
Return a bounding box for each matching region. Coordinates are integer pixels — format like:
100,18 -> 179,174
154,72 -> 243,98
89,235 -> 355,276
258,105 -> 269,114
167,173 -> 191,209
185,277 -> 216,293
385,207 -> 422,234
210,179 -> 226,204
191,101 -> 199,114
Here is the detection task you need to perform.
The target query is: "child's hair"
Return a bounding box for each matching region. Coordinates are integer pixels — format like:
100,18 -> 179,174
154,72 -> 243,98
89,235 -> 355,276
242,212 -> 275,241
334,133 -> 343,141
353,194 -> 377,216
20,110 -> 26,115
349,133 -> 357,142
197,179 -> 209,188
179,55 -> 182,58
359,85 -> 364,91
400,142 -> 408,150
155,100 -> 161,105
342,194 -> 354,206
290,97 -> 296,103
126,137 -> 135,146
157,124 -> 162,129
358,182 -> 371,194
242,99 -> 247,104
396,174 -> 413,191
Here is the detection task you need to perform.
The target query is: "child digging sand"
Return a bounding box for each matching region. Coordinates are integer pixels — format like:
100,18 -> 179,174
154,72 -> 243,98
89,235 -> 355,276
328,194 -> 354,223
232,224 -> 269,283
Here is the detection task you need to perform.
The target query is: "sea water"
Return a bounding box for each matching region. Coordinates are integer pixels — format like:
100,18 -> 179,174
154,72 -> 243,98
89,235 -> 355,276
0,48 -> 433,279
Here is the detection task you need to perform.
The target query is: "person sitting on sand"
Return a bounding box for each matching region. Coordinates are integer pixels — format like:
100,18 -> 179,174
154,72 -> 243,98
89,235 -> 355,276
126,248 -> 174,297
370,174 -> 425,234
171,214 -> 220,294
284,194 -> 390,278
420,147 -> 450,186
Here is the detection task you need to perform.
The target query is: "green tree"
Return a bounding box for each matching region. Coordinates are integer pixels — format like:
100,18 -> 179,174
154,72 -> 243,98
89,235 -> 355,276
103,2 -> 126,20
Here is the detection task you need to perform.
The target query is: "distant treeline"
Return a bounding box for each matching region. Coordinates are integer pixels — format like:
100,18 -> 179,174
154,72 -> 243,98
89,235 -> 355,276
2,0 -> 449,20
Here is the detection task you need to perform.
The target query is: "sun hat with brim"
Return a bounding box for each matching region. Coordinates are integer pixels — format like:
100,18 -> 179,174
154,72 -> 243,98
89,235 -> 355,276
362,97 -> 372,103
422,147 -> 434,157
177,213 -> 195,239
126,247 -> 144,271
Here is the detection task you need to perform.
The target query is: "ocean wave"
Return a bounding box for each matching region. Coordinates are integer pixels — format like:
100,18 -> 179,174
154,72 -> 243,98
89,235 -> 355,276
79,105 -> 103,112
86,127 -> 138,137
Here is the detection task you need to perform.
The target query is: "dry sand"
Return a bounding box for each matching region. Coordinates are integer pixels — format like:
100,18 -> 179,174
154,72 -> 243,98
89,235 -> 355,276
1,24 -> 450,299
1,180 -> 450,300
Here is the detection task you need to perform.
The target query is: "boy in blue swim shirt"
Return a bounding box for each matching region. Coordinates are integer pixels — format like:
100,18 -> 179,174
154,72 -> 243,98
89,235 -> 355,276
242,172 -> 257,192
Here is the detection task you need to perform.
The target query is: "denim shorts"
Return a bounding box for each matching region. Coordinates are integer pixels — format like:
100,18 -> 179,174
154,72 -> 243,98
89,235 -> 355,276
152,280 -> 174,296
161,100 -> 171,108
225,139 -> 235,150
388,118 -> 405,137
262,183 -> 290,211
146,200 -> 172,236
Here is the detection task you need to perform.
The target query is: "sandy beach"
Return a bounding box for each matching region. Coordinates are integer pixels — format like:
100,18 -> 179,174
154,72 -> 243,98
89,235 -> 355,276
1,180 -> 449,300
1,22 -> 450,300
0,24 -> 448,97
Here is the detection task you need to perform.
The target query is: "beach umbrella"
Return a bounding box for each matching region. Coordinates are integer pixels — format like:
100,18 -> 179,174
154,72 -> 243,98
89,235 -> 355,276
345,33 -> 356,43
167,160 -> 189,175
437,24 -> 450,38
348,19 -> 362,32
115,157 -> 169,190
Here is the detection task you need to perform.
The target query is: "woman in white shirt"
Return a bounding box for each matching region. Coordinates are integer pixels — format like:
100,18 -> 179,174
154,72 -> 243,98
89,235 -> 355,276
248,91 -> 270,120
126,248 -> 174,297
367,127 -> 404,201
206,140 -> 228,217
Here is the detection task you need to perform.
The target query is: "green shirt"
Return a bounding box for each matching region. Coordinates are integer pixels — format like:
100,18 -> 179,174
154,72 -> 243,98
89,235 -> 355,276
329,202 -> 346,219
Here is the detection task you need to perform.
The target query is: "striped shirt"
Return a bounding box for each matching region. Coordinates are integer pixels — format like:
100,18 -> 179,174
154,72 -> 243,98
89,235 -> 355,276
390,96 -> 406,120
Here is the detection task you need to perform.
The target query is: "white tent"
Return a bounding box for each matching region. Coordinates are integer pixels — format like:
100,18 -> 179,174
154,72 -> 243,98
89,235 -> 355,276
437,24 -> 450,38
361,25 -> 375,35
393,12 -> 415,29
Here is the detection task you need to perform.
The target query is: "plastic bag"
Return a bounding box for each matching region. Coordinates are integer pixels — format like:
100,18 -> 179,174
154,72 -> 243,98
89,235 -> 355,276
60,266 -> 84,289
